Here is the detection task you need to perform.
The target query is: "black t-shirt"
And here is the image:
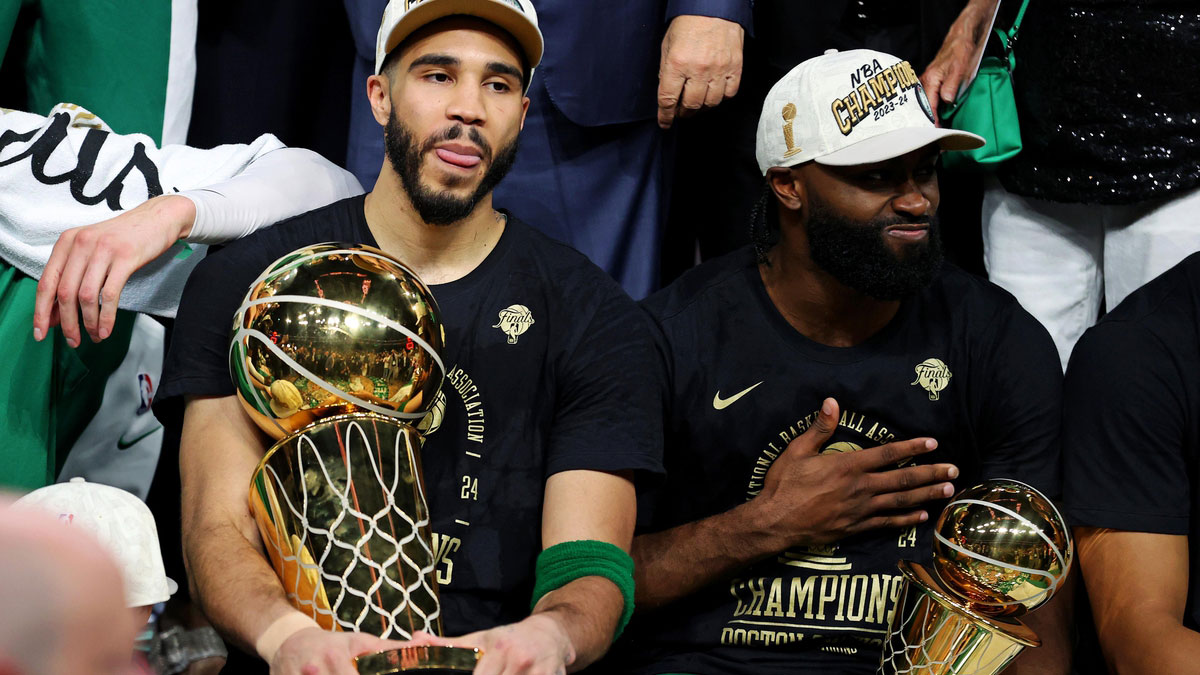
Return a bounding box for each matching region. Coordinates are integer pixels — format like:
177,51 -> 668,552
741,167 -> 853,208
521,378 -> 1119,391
1063,252 -> 1200,630
156,194 -> 663,637
606,248 -> 1061,675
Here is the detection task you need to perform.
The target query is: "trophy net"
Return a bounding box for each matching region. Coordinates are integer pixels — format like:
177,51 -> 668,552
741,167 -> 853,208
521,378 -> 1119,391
250,414 -> 442,640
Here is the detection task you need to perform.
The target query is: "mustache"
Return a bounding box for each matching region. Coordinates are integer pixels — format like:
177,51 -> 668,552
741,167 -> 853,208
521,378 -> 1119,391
420,124 -> 492,163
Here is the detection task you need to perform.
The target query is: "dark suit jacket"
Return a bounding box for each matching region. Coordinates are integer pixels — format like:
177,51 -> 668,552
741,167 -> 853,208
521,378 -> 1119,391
536,0 -> 753,127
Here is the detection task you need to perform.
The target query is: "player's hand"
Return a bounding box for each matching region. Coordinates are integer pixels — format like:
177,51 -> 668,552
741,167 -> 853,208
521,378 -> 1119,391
657,15 -> 744,129
409,614 -> 575,675
920,0 -> 1001,120
33,193 -> 196,347
270,627 -> 410,675
754,397 -> 958,548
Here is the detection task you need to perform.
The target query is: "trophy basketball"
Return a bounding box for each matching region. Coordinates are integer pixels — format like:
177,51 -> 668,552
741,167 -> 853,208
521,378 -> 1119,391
878,480 -> 1073,675
230,243 -> 479,673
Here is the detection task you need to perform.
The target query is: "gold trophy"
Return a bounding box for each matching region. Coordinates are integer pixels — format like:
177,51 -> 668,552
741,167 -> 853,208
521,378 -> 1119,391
878,480 -> 1073,674
230,243 -> 480,673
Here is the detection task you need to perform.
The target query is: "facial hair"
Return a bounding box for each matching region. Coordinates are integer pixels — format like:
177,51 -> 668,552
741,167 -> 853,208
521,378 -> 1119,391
384,109 -> 519,225
804,197 -> 944,301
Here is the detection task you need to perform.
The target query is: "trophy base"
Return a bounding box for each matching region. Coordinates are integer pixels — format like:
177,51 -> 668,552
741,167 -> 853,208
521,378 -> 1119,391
355,645 -> 482,673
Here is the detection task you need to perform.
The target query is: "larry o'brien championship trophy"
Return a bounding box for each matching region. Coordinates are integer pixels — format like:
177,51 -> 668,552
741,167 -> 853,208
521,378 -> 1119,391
229,243 -> 479,673
878,480 -> 1074,675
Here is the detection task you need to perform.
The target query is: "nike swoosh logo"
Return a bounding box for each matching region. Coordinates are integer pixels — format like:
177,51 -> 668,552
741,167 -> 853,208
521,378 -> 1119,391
117,426 -> 161,450
713,382 -> 764,410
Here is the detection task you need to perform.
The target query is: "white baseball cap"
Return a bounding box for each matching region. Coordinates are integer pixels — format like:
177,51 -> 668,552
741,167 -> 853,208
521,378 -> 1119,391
15,478 -> 178,608
756,49 -> 984,174
374,0 -> 544,78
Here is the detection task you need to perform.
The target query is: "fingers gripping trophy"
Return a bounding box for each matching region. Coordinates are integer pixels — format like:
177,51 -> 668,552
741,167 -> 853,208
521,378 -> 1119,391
878,480 -> 1074,675
229,243 -> 479,673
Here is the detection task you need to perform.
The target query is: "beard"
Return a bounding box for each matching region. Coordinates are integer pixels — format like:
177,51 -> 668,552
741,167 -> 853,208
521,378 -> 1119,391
804,197 -> 944,301
384,109 -> 519,225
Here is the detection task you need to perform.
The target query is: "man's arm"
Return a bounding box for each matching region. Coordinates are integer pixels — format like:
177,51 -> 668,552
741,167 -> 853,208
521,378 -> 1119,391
418,470 -> 634,674
634,398 -> 957,610
1078,528 -> 1200,673
31,137 -> 362,345
180,395 -> 402,674
656,0 -> 752,128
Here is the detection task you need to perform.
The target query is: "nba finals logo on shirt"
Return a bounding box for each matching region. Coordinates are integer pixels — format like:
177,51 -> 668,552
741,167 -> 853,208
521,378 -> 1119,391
831,59 -> 923,136
911,358 -> 952,401
493,304 -> 535,344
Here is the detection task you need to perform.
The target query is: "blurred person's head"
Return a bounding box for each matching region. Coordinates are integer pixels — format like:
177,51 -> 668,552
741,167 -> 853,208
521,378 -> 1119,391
367,0 -> 543,225
0,498 -> 136,675
753,49 -> 985,300
13,478 -> 177,627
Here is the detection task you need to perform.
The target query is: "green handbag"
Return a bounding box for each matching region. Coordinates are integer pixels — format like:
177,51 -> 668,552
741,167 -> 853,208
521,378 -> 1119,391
940,0 -> 1030,171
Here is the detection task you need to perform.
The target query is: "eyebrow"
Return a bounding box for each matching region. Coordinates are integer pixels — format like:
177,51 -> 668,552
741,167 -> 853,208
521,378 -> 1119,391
408,53 -> 459,71
408,53 -> 522,82
486,61 -> 523,82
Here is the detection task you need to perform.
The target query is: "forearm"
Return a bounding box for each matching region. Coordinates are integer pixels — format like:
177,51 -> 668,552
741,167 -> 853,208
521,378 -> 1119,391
1105,621 -> 1200,674
633,498 -> 783,610
181,147 -> 363,245
533,576 -> 625,672
184,515 -> 310,657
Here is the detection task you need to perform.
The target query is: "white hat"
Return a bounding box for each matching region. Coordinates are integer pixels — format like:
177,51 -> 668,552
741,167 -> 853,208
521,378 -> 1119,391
756,49 -> 985,174
374,0 -> 543,77
14,478 -> 178,608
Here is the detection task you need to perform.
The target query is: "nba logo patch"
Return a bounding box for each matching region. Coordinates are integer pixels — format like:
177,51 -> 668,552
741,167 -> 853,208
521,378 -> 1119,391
137,373 -> 155,415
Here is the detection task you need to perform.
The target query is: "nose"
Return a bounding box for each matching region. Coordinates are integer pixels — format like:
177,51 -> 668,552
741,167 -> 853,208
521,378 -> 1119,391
891,176 -> 933,219
446,81 -> 486,126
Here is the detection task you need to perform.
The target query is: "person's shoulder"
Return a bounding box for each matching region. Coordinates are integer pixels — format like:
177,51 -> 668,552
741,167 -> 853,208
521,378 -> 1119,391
642,247 -> 758,324
925,262 -> 1024,314
1073,253 -> 1200,368
1104,252 -> 1200,328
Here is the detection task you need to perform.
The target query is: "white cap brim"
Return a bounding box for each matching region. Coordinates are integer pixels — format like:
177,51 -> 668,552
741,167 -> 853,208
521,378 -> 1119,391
816,127 -> 985,166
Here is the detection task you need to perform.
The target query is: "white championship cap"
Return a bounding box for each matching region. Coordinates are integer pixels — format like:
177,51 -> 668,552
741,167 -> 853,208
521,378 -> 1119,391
756,48 -> 985,174
14,478 -> 178,608
374,0 -> 544,77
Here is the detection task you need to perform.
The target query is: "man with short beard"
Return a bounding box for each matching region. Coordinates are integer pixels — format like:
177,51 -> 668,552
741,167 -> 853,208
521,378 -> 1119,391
153,2 -> 661,674
600,50 -> 1069,674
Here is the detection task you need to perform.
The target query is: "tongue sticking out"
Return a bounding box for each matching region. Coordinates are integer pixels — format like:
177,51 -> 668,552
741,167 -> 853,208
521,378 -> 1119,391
435,148 -> 482,168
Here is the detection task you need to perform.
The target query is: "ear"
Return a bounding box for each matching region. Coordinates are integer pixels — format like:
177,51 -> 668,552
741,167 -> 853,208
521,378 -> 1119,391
519,95 -> 530,131
767,167 -> 805,213
367,74 -> 393,127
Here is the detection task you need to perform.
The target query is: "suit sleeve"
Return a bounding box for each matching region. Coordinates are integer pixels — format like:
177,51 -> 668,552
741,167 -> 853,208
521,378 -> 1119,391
665,0 -> 754,32
1062,321 -> 1190,534
972,301 -> 1063,499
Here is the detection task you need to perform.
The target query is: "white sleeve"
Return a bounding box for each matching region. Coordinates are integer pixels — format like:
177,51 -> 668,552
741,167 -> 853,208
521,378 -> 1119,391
180,146 -> 365,244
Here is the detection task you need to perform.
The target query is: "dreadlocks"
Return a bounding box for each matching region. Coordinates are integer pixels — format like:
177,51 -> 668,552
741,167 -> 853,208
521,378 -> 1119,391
749,181 -> 779,265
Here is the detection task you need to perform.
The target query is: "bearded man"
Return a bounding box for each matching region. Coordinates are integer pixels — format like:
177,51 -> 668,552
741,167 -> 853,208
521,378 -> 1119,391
600,49 -> 1070,675
153,2 -> 661,673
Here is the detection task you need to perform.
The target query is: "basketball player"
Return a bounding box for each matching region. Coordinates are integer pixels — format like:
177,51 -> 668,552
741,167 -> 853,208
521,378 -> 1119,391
601,50 -> 1069,674
1061,252 -> 1200,673
155,1 -> 660,674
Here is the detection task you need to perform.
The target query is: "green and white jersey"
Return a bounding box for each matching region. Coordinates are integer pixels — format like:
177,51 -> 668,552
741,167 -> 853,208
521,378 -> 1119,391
0,0 -> 197,145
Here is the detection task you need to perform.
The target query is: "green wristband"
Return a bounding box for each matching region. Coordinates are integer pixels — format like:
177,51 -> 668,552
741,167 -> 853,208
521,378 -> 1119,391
531,540 -> 635,639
